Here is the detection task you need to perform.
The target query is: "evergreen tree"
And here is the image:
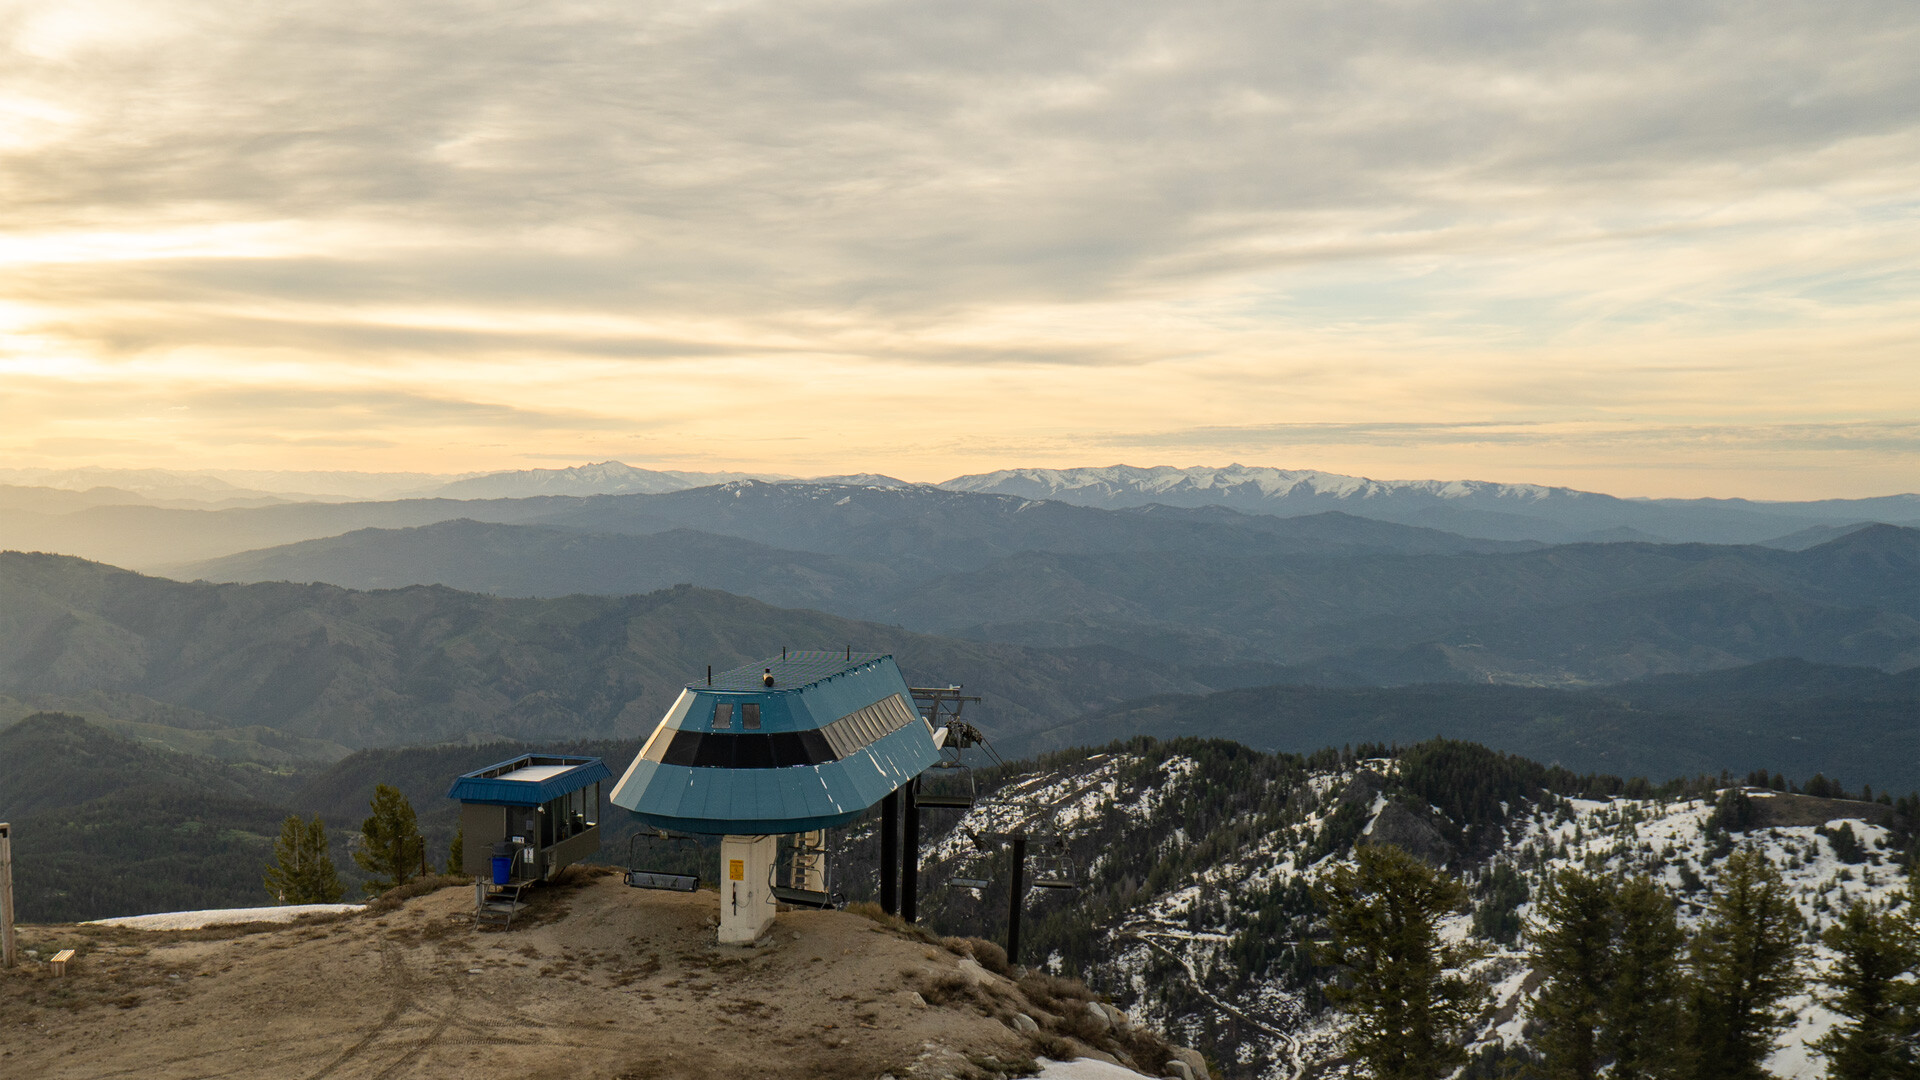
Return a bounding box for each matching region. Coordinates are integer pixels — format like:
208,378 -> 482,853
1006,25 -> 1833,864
263,814 -> 344,904
1530,868 -> 1616,1080
353,784 -> 424,896
1811,899 -> 1919,1079
1603,875 -> 1686,1080
1313,844 -> 1488,1080
1684,849 -> 1804,1080
446,826 -> 465,877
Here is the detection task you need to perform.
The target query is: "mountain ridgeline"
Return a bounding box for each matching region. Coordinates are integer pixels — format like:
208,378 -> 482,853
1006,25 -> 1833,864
136,482 -> 1920,686
3,545 -> 1918,792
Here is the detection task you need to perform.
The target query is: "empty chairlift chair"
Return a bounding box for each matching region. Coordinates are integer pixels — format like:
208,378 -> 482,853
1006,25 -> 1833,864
769,830 -> 840,909
948,853 -> 995,891
625,829 -> 702,892
913,758 -> 978,810
1029,837 -> 1082,890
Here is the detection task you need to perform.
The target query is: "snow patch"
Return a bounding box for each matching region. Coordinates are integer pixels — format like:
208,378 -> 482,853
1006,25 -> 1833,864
86,904 -> 364,930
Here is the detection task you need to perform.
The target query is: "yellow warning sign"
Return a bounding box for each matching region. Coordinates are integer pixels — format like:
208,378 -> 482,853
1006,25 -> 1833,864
729,859 -> 745,881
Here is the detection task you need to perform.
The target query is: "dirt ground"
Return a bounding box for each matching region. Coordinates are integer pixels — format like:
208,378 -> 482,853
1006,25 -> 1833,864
0,869 -> 1153,1080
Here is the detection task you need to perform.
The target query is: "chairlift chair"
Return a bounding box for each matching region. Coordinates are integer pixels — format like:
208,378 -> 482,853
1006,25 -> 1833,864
770,830 -> 841,909
913,756 -> 978,810
1028,837 -> 1081,890
945,827 -> 996,891
625,828 -> 702,892
948,854 -> 994,891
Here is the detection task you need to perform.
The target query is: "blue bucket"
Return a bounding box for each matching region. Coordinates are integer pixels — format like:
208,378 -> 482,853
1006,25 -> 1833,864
491,855 -> 512,885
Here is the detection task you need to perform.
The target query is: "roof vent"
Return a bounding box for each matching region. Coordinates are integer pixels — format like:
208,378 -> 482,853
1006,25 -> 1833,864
762,668 -> 775,687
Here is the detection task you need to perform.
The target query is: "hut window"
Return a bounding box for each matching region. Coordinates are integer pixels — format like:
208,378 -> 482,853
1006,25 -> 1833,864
712,702 -> 733,729
741,703 -> 761,730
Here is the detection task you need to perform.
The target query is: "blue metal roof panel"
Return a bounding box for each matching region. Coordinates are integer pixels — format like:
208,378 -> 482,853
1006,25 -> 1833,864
446,755 -> 611,807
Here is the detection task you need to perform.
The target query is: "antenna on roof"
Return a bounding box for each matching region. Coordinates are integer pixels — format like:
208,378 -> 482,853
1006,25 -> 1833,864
782,646 -> 787,659
707,665 -> 712,686
846,645 -> 851,661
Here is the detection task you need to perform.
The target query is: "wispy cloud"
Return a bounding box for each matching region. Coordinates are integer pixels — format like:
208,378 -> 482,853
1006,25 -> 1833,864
2,0 -> 1918,494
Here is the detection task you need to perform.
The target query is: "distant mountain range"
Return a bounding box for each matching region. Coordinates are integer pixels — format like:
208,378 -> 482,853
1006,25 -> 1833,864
407,461 -> 785,499
7,460 -> 1915,546
159,479 -> 1920,685
940,464 -> 1920,544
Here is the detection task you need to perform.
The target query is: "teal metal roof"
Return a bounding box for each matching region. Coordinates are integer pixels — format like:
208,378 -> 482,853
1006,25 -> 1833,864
447,754 -> 611,807
610,653 -> 941,834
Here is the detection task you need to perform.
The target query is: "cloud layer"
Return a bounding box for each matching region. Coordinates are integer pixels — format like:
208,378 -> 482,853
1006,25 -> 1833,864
3,0 -> 1918,494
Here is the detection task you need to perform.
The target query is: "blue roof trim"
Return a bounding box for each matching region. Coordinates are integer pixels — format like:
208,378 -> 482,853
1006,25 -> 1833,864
447,755 -> 612,807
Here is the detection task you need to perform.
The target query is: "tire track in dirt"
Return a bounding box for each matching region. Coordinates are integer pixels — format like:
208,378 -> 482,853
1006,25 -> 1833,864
364,941 -> 470,1080
299,939 -> 414,1080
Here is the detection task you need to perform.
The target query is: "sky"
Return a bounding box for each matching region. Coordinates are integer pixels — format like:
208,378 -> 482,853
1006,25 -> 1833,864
2,0 -> 1918,498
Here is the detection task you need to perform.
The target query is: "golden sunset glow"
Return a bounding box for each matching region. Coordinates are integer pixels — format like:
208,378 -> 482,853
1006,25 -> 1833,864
4,0 -> 1919,495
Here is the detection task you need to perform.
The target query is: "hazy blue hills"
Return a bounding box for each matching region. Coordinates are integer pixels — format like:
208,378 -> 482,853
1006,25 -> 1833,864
171,513 -> 1920,684
0,550 -> 1217,749
1019,659 -> 1920,794
3,479 -> 1527,572
895,525 -> 1920,677
0,712 -> 296,820
0,495 -> 574,569
182,520 -> 898,611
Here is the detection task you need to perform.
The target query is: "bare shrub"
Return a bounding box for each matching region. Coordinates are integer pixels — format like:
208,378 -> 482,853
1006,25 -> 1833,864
1017,970 -> 1095,1015
945,936 -> 1013,977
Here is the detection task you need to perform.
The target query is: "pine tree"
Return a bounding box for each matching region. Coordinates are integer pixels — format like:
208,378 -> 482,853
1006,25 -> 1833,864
1530,868 -> 1616,1080
263,814 -> 344,904
446,827 -> 465,877
1684,849 -> 1804,1080
1811,899 -> 1919,1079
353,784 -> 424,896
1603,875 -> 1685,1080
1313,844 -> 1488,1080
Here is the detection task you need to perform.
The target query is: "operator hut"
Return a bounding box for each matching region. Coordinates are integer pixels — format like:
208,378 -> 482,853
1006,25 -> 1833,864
448,754 -> 611,883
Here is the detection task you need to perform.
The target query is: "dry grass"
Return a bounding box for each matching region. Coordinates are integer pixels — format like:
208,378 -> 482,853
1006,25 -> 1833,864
1016,970 -> 1095,1014
944,936 -> 1014,977
844,900 -> 948,946
365,873 -> 468,912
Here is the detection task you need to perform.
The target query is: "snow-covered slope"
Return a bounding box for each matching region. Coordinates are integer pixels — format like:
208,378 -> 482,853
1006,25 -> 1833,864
938,465 -> 1918,545
904,743 -> 1915,1080
941,464 -> 1567,506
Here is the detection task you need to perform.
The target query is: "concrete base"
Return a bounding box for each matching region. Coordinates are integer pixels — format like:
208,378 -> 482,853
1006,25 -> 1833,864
718,834 -> 777,945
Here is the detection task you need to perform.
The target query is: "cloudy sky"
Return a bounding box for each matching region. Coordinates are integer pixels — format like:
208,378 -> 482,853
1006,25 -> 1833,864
3,0 -> 1917,496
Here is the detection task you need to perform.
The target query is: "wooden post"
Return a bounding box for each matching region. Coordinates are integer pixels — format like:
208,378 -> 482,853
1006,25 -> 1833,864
1,822 -> 16,970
